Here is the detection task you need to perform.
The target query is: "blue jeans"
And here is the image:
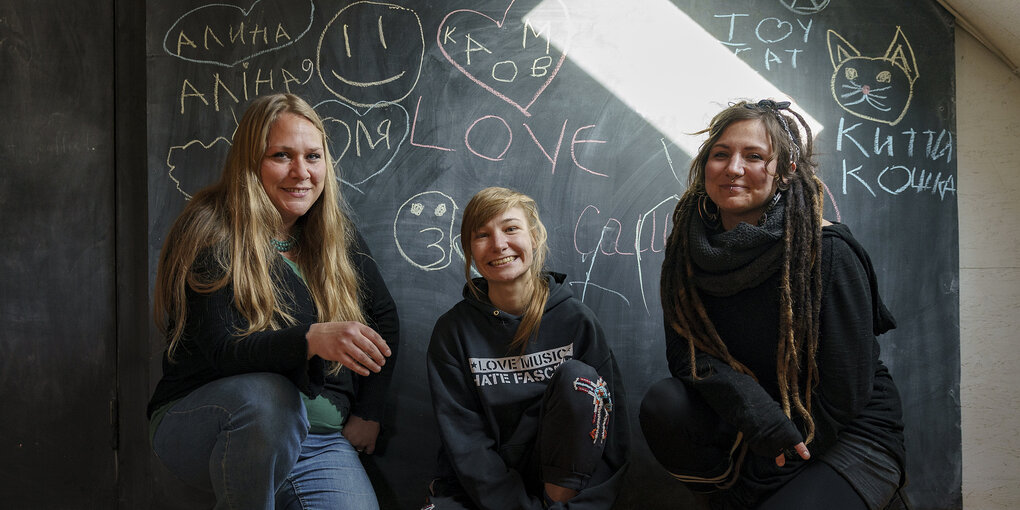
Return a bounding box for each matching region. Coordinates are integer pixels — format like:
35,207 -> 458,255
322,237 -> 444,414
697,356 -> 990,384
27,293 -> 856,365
152,373 -> 378,510
276,431 -> 379,510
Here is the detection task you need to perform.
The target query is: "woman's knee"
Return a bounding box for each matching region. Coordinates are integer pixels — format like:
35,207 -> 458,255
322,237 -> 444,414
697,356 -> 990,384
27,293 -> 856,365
639,378 -> 685,461
229,373 -> 304,413
639,377 -> 735,475
177,373 -> 308,455
552,359 -> 598,384
639,377 -> 719,440
546,360 -> 609,418
152,373 -> 307,489
221,373 -> 308,439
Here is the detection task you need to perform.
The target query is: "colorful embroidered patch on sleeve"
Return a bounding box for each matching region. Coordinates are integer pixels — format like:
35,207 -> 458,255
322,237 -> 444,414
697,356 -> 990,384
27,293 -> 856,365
572,376 -> 613,445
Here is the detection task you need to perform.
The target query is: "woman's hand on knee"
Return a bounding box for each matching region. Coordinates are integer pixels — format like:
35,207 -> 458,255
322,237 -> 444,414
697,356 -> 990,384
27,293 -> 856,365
306,322 -> 391,376
342,415 -> 381,455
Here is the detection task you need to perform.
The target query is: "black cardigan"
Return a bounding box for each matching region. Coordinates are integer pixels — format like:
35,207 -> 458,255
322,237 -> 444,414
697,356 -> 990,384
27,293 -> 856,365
147,230 -> 400,424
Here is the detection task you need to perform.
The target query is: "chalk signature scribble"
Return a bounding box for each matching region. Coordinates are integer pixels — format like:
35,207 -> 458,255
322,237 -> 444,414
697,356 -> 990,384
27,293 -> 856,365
163,0 -> 315,67
573,194 -> 678,314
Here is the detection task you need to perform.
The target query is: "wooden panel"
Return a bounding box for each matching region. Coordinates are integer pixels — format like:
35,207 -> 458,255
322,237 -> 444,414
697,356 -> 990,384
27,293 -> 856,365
0,1 -> 118,508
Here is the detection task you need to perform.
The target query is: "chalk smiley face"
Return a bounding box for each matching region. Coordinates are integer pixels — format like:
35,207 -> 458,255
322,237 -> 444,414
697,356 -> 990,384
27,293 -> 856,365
393,191 -> 459,271
317,1 -> 424,108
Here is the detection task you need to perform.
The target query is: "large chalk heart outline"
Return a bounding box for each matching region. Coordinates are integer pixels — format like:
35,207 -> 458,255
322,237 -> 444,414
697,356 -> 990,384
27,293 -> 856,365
163,0 -> 314,67
314,99 -> 409,192
166,136 -> 233,199
437,0 -> 570,117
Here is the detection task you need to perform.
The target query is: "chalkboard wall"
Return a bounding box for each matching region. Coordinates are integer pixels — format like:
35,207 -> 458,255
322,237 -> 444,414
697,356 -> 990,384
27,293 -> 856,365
146,1 -> 959,508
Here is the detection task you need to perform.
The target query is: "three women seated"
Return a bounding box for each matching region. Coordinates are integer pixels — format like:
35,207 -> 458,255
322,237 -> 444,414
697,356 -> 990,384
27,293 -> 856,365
147,93 -> 905,510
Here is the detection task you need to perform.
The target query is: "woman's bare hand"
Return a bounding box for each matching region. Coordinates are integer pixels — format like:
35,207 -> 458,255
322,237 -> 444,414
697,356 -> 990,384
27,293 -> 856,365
343,415 -> 381,455
306,321 -> 391,376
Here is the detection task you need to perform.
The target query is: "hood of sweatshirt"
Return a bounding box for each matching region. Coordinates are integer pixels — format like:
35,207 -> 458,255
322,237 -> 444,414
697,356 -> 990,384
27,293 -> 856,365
460,272 -> 572,319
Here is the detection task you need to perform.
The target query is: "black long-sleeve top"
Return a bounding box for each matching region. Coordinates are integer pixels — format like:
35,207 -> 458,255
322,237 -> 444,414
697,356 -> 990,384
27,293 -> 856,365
147,230 -> 400,424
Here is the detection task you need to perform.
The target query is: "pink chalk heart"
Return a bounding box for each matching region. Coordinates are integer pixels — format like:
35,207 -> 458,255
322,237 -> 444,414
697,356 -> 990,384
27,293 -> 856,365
437,0 -> 570,117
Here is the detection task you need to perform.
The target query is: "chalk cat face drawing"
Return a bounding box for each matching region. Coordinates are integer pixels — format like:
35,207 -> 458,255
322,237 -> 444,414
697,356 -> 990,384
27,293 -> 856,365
827,26 -> 919,125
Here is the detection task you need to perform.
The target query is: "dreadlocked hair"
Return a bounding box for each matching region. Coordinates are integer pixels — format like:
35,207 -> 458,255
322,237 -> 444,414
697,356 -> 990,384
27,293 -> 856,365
660,100 -> 825,454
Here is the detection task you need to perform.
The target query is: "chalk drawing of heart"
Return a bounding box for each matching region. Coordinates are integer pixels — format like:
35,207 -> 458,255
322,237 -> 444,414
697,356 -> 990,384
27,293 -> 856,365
437,0 -> 571,117
314,99 -> 409,191
166,136 -> 233,199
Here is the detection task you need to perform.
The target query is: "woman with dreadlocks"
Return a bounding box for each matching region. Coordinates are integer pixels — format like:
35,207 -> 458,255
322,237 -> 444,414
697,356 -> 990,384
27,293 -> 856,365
639,100 -> 906,509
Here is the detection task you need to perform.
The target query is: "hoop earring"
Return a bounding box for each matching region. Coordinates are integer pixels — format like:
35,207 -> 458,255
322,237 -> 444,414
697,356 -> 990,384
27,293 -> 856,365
697,194 -> 720,229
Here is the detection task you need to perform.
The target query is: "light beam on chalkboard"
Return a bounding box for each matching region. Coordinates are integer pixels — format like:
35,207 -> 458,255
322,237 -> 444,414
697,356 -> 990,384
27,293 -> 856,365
526,0 -> 822,158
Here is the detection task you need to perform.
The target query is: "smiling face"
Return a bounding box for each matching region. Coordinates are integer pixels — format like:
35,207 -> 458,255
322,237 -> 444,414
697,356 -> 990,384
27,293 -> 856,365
260,112 -> 326,234
318,3 -> 424,108
704,119 -> 781,230
470,206 -> 535,289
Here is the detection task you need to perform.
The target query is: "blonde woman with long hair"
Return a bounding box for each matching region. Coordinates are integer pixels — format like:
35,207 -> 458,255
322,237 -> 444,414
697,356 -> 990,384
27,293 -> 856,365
424,187 -> 628,510
147,93 -> 399,509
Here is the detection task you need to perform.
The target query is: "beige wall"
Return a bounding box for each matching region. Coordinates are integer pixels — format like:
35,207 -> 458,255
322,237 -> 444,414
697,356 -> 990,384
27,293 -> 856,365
957,28 -> 1020,509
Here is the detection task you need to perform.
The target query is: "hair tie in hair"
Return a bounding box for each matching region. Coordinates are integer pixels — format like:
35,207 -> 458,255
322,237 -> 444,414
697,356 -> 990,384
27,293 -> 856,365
746,99 -> 800,163
746,99 -> 791,111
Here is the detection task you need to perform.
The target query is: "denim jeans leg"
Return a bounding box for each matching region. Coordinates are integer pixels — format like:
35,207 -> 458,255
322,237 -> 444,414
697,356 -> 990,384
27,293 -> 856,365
275,431 -> 380,510
152,373 -> 308,510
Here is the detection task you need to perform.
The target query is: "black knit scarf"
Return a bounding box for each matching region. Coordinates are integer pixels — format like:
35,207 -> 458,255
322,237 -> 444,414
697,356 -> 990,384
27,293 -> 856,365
687,197 -> 786,297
